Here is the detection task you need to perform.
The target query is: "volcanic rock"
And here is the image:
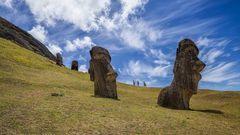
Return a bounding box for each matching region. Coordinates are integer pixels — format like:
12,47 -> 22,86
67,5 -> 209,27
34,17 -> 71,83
88,46 -> 118,99
71,60 -> 78,71
0,16 -> 56,61
56,53 -> 63,66
157,39 -> 205,109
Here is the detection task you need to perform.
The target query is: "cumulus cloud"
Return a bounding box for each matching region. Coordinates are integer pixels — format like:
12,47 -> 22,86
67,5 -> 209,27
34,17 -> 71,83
119,0 -> 149,20
24,0 -> 111,31
28,25 -> 63,55
0,0 -> 13,8
118,20 -> 162,50
24,0 -> 161,50
64,36 -> 95,52
28,25 -> 47,43
79,64 -> 88,73
47,43 -> 63,55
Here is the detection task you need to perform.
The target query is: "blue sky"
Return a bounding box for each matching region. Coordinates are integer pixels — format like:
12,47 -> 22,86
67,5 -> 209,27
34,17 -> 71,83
0,0 -> 240,90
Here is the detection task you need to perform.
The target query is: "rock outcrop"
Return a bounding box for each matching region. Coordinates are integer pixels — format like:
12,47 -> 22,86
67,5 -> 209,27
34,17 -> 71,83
56,53 -> 63,66
157,39 -> 205,109
88,46 -> 118,99
71,60 -> 78,71
0,16 -> 56,61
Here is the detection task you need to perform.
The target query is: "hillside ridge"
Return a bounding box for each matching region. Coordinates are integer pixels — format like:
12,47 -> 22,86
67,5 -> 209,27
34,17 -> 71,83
0,38 -> 240,134
0,16 -> 56,61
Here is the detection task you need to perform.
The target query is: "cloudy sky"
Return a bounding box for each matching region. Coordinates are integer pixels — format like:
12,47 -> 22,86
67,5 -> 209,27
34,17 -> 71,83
0,0 -> 240,90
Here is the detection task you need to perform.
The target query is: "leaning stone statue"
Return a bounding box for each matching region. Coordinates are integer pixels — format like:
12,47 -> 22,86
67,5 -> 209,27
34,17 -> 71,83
88,46 -> 118,99
157,39 -> 205,109
71,60 -> 78,71
56,53 -> 63,66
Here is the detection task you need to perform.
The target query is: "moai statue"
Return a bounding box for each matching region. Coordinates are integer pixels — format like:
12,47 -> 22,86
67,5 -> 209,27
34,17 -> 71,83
71,60 -> 78,71
143,81 -> 147,87
137,81 -> 139,86
56,53 -> 63,66
133,80 -> 136,86
88,46 -> 118,99
157,39 -> 205,110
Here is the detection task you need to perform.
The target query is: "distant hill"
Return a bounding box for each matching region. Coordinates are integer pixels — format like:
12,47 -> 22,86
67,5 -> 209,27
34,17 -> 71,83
0,38 -> 240,134
0,16 -> 56,61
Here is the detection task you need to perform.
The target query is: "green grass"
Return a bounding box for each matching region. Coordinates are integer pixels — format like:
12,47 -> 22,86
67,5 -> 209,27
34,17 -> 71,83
0,38 -> 240,134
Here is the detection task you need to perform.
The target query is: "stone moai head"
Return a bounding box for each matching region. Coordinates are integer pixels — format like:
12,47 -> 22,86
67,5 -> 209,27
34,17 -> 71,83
88,46 -> 118,99
56,53 -> 63,66
173,39 -> 205,94
71,60 -> 78,71
157,39 -> 205,109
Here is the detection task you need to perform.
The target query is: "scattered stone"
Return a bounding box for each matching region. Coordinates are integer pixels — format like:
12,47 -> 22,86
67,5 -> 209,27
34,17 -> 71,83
56,53 -> 63,66
88,46 -> 118,99
137,81 -> 139,86
51,93 -> 64,97
133,80 -> 136,86
71,60 -> 79,71
157,39 -> 205,110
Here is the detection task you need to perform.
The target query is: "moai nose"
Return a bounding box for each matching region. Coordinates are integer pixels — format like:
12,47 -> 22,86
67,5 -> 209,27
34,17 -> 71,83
196,60 -> 205,72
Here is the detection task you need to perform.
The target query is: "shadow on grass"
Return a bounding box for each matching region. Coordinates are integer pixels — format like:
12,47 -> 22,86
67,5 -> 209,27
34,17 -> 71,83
90,95 -> 120,101
190,109 -> 224,114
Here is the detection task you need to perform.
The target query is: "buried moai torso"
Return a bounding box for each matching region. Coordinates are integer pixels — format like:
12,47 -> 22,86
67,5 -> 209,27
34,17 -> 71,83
88,46 -> 118,99
56,53 -> 63,66
157,39 -> 205,109
71,60 -> 78,71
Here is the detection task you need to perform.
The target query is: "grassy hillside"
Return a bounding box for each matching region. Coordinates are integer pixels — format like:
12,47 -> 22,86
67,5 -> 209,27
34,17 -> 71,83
0,38 -> 240,134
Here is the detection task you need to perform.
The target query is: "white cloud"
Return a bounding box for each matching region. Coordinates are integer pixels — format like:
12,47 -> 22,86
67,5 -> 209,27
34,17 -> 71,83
144,49 -> 172,66
123,60 -> 170,78
64,36 -> 95,52
24,0 -> 161,50
28,25 -> 47,43
79,64 -> 88,73
202,62 -> 240,83
118,20 -> 162,50
24,0 -> 111,31
197,37 -> 230,47
78,55 -> 87,62
0,0 -> 13,8
28,25 -> 63,55
201,48 -> 223,64
119,0 -> 149,20
47,43 -> 62,55
197,37 -> 212,47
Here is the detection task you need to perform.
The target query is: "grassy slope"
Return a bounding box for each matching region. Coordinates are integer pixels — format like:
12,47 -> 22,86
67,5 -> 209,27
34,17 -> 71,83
0,38 -> 239,134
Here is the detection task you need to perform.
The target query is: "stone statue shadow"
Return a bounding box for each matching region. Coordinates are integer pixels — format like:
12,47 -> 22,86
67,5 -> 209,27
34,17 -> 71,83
90,95 -> 120,101
190,109 -> 224,114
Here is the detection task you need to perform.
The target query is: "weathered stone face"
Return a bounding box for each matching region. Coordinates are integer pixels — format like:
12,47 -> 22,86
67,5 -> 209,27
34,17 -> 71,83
56,53 -> 63,66
88,46 -> 118,99
157,39 -> 205,109
71,60 -> 78,71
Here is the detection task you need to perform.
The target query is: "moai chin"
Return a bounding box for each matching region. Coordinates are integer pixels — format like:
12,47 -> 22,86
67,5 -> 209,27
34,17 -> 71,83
157,39 -> 205,109
88,46 -> 118,99
71,60 -> 78,71
56,53 -> 63,66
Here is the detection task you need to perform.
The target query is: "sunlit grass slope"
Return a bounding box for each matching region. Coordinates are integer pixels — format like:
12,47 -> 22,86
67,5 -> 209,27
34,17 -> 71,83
0,38 -> 239,134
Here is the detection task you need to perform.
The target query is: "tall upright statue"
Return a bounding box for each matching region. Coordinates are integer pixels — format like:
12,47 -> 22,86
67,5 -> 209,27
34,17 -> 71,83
157,39 -> 205,109
88,46 -> 118,99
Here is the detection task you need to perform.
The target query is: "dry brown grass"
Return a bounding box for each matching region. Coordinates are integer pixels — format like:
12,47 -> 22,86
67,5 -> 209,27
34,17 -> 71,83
0,38 -> 240,134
